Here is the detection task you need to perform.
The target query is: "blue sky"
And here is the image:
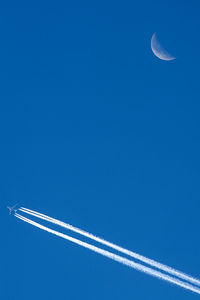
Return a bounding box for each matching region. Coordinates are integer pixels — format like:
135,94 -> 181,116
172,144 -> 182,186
1,0 -> 200,299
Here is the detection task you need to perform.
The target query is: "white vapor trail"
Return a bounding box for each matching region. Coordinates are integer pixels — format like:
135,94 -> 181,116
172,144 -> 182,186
19,207 -> 200,287
14,212 -> 200,295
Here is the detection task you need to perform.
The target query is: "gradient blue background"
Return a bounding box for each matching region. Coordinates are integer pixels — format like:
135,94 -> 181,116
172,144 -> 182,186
1,1 -> 200,299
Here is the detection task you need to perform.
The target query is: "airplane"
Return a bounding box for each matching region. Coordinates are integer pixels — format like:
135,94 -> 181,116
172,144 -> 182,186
7,204 -> 18,215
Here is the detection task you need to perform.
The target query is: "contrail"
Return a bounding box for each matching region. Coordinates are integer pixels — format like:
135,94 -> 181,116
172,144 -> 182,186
19,207 -> 200,287
14,212 -> 200,295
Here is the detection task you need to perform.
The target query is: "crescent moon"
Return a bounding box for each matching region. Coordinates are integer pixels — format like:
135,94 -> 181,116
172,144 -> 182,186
151,33 -> 176,61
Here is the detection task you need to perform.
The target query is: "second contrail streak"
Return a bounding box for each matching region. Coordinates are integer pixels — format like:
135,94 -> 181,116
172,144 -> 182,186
19,207 -> 200,287
15,212 -> 200,295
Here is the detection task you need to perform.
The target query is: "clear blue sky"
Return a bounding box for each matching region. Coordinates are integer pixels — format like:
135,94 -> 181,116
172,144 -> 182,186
1,0 -> 200,299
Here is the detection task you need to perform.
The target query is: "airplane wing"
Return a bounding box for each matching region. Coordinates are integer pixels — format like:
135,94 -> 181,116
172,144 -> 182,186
12,204 -> 18,209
